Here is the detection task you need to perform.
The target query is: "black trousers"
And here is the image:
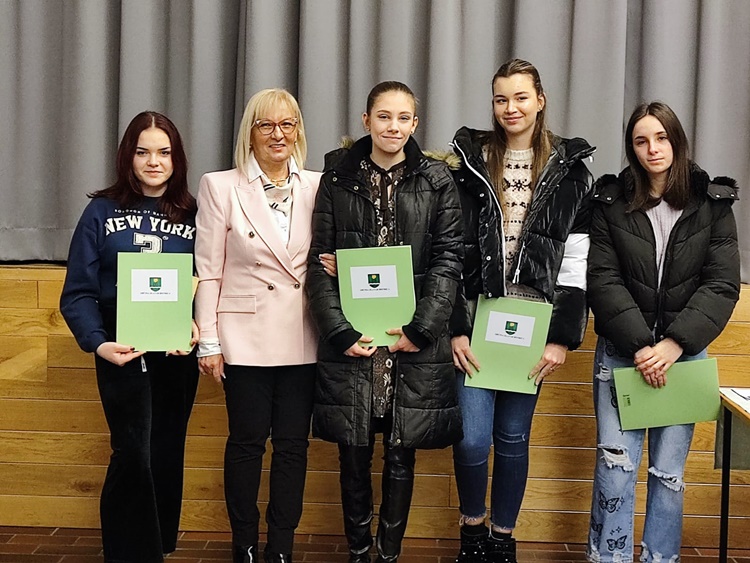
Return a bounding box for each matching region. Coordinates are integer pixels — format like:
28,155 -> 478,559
339,417 -> 417,562
95,351 -> 199,563
222,363 -> 315,554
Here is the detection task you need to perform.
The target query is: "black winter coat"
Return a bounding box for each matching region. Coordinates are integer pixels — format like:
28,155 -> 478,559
306,136 -> 464,449
450,127 -> 595,350
587,163 -> 740,358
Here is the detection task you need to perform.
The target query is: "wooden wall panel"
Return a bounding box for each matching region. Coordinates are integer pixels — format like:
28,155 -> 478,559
0,264 -> 747,549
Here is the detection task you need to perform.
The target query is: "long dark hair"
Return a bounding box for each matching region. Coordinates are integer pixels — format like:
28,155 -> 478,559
91,111 -> 195,224
486,58 -> 552,202
625,101 -> 691,212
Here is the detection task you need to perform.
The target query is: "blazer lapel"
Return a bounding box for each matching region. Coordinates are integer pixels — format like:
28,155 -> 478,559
287,173 -> 313,262
234,177 -> 298,280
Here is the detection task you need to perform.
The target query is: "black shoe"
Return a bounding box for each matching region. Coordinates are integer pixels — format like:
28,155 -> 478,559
263,546 -> 293,563
456,525 -> 488,562
349,551 -> 371,563
233,545 -> 258,563
484,534 -> 516,563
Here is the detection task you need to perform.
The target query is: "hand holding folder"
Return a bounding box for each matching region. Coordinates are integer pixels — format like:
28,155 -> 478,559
336,246 -> 416,347
116,252 -> 194,352
467,296 -> 553,394
613,358 -> 720,430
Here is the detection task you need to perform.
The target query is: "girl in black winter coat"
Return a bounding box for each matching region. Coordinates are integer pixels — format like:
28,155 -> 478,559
306,81 -> 464,563
450,59 -> 594,563
586,102 -> 739,563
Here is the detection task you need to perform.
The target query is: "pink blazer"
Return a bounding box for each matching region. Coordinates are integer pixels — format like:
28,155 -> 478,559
195,167 -> 321,367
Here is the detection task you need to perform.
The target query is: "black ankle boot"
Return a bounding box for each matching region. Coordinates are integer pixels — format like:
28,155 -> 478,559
233,544 -> 258,563
263,545 -> 292,563
456,524 -> 488,562
348,549 -> 371,563
484,533 -> 516,563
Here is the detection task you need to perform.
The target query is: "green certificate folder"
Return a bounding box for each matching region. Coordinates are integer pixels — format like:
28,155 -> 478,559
116,252 -> 194,352
466,296 -> 552,394
613,357 -> 720,431
337,246 -> 416,347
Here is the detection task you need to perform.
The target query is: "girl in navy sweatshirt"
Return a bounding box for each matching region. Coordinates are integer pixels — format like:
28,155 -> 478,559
60,111 -> 199,563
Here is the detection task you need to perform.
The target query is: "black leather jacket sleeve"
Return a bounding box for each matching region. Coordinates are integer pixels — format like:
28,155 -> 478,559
547,170 -> 593,350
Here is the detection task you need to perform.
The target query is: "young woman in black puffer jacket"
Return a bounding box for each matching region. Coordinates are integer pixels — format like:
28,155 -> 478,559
306,81 -> 464,563
586,101 -> 739,563
449,59 -> 594,563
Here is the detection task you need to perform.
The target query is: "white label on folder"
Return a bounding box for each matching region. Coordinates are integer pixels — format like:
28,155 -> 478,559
131,269 -> 179,302
485,311 -> 535,347
350,265 -> 398,299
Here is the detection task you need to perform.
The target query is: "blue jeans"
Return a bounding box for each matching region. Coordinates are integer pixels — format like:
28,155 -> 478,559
587,337 -> 706,563
452,372 -> 540,530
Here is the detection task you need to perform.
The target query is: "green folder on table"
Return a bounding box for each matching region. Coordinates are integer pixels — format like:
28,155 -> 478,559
613,357 -> 720,430
337,246 -> 415,347
466,296 -> 552,394
116,252 -> 194,352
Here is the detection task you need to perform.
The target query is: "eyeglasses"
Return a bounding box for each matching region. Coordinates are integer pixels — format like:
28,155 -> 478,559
253,118 -> 298,135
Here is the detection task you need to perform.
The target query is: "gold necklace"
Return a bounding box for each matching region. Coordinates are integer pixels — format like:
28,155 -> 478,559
265,174 -> 289,187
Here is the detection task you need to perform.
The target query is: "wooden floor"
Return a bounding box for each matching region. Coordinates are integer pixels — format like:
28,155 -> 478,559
0,527 -> 748,563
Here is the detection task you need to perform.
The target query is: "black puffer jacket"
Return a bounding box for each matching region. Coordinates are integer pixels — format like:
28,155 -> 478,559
306,136 -> 464,449
450,127 -> 595,350
587,163 -> 740,357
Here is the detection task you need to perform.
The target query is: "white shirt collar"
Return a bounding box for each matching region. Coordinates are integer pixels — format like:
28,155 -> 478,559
246,153 -> 300,183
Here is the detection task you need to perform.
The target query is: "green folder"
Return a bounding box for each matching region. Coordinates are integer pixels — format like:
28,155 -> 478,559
337,246 -> 415,347
466,296 -> 552,394
613,357 -> 720,430
116,252 -> 194,352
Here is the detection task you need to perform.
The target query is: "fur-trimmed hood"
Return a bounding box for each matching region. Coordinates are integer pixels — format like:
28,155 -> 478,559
592,162 -> 739,207
327,135 -> 460,172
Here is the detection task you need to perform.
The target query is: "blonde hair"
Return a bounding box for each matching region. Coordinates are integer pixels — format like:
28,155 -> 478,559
234,88 -> 308,173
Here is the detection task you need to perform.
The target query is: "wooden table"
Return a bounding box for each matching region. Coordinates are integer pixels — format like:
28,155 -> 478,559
719,388 -> 750,562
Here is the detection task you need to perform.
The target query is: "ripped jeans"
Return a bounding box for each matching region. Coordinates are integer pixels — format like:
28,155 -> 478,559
587,337 -> 706,563
452,372 -> 540,530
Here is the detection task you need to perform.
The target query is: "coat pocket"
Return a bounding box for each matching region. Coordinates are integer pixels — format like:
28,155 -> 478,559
217,295 -> 256,313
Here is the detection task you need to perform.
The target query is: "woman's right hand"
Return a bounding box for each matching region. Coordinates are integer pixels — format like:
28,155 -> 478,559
199,353 -> 225,383
319,253 -> 337,277
451,335 -> 481,376
96,342 -> 145,366
344,336 -> 377,357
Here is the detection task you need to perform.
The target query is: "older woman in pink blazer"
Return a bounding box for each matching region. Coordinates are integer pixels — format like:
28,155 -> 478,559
195,89 -> 321,563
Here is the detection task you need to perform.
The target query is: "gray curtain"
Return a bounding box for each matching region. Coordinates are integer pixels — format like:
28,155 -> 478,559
2,0 -> 749,279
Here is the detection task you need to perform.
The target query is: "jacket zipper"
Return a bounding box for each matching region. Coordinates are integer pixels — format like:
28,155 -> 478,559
451,141 -> 508,296
512,243 -> 525,284
650,201 -> 697,340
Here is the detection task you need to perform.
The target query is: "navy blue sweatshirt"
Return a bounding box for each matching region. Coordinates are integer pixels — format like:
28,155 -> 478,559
60,196 -> 196,353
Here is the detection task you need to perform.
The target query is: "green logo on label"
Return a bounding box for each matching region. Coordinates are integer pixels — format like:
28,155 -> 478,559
149,277 -> 162,292
368,273 -> 380,288
505,320 -> 518,335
